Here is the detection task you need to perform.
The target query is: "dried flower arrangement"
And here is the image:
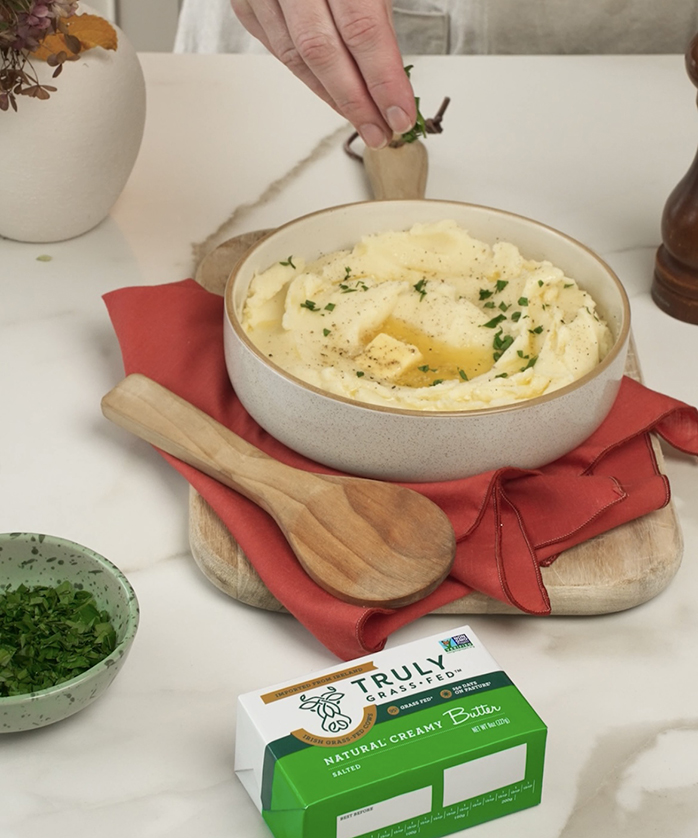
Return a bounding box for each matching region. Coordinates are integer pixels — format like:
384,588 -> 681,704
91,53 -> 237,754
0,1 -> 117,112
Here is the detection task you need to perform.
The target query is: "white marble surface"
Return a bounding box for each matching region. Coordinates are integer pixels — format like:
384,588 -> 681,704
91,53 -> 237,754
1,53 -> 698,837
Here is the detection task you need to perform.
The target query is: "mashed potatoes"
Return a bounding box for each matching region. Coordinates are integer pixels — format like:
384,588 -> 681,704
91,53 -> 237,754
241,220 -> 613,411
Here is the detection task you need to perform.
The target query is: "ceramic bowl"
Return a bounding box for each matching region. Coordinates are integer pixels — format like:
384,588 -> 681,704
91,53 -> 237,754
224,200 -> 630,482
0,533 -> 139,733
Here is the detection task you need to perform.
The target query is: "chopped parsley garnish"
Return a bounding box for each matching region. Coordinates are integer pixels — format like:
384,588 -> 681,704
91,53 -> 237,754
418,364 -> 437,373
0,581 -> 117,697
495,280 -> 509,293
324,303 -> 335,311
431,379 -> 444,386
518,297 -> 529,306
482,314 -> 507,329
301,300 -> 319,311
413,278 -> 428,300
479,288 -> 493,300
484,301 -> 496,309
493,330 -> 514,361
458,369 -> 469,381
585,305 -> 600,321
280,256 -> 296,269
356,371 -> 365,377
495,373 -> 509,379
323,328 -> 331,336
520,355 -> 539,371
498,302 -> 510,312
511,311 -> 522,322
538,279 -> 544,287
529,325 -> 544,334
339,279 -> 369,293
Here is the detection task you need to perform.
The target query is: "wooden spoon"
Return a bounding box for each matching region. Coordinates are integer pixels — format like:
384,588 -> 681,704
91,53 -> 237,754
102,374 -> 455,609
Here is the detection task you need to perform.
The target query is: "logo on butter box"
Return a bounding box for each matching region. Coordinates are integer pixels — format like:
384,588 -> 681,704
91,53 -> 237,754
298,686 -> 352,734
439,633 -> 474,652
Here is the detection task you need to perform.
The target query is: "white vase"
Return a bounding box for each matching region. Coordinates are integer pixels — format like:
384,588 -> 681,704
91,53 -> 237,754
0,11 -> 146,243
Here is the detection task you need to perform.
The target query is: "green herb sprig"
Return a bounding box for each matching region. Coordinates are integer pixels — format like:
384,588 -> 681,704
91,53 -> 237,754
413,278 -> 428,300
493,330 -> 514,362
482,314 -> 507,329
339,278 -> 369,293
401,65 -> 428,143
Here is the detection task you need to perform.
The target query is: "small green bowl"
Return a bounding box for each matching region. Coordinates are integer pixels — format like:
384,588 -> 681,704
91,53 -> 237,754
0,532 -> 139,733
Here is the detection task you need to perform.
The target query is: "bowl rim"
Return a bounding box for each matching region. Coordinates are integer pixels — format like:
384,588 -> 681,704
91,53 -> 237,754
224,199 -> 631,418
0,532 -> 139,705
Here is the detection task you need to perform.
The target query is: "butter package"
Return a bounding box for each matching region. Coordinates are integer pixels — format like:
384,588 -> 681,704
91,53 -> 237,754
235,625 -> 547,838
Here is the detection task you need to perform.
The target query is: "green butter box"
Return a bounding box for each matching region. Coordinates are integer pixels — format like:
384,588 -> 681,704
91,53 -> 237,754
235,625 -> 547,838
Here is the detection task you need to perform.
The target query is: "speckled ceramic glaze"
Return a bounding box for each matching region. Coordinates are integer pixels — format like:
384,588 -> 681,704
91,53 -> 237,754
0,533 -> 139,733
224,200 -> 630,481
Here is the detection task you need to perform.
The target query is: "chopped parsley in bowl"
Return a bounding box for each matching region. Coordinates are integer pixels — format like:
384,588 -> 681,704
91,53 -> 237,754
0,533 -> 139,733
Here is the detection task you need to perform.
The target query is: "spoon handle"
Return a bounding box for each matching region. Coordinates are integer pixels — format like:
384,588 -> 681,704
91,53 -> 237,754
101,374 -> 315,515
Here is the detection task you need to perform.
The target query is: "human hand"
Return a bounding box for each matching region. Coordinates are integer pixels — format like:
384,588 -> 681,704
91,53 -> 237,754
230,0 -> 416,148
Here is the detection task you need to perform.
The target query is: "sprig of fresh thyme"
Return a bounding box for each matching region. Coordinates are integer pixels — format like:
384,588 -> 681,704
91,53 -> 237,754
400,65 -> 428,143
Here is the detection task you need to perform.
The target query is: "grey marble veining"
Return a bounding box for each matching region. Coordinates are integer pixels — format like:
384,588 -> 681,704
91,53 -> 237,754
191,124 -> 352,271
561,722 -> 698,837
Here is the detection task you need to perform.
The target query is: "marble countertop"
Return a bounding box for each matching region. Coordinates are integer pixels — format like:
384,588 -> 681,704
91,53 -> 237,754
1,53 -> 697,838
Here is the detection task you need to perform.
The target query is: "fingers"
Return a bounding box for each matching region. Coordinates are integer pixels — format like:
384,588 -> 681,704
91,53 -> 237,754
229,0 -> 417,148
327,0 -> 415,134
231,0 -> 340,113
279,0 -> 396,147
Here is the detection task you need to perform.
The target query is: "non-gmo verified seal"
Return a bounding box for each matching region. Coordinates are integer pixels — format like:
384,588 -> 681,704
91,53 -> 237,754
439,634 -> 474,653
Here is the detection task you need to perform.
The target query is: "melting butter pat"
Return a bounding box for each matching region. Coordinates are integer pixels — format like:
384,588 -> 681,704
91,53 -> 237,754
355,333 -> 422,380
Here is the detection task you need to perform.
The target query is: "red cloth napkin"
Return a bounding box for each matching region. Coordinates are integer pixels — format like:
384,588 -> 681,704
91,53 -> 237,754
104,280 -> 698,660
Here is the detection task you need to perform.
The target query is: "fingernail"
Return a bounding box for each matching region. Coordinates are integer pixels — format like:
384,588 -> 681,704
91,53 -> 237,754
386,105 -> 413,134
359,123 -> 388,150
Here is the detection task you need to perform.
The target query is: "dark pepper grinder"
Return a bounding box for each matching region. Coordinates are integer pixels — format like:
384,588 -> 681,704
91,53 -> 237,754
653,32 -> 698,324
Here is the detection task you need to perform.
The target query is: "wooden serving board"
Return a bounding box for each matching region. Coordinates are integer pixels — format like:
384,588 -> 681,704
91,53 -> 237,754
188,231 -> 683,615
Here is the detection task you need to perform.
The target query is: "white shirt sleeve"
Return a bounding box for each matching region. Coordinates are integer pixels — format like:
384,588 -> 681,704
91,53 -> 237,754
174,0 -> 271,54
